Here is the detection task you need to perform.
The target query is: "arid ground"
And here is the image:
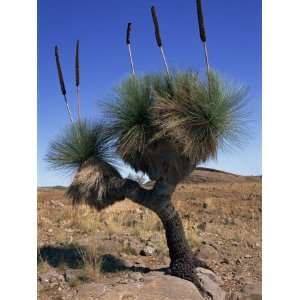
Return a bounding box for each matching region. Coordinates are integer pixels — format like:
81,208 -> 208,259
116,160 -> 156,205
38,168 -> 262,299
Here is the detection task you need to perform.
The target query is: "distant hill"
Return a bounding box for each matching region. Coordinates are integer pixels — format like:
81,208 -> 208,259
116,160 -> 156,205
183,167 -> 261,184
38,168 -> 261,190
38,185 -> 67,191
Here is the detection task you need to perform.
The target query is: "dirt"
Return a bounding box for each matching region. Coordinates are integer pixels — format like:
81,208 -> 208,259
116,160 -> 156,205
37,168 -> 261,299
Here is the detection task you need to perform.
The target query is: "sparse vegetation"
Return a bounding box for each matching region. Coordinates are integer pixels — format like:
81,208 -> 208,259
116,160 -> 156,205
38,172 -> 261,299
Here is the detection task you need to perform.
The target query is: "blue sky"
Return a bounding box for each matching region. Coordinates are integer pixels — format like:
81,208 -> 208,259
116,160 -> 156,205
38,0 -> 261,186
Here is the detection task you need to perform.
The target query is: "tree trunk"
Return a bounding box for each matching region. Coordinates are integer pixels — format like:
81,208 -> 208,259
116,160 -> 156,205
149,199 -> 212,298
109,178 -> 215,297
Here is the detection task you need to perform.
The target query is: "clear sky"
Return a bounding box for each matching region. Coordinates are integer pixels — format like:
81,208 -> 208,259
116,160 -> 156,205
38,0 -> 261,187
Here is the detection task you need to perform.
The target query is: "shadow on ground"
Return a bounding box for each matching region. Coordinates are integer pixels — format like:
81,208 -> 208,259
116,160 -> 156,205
38,245 -> 84,269
38,245 -> 168,274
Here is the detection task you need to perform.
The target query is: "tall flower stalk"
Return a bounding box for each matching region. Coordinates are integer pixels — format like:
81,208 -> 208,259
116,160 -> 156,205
151,6 -> 170,75
196,0 -> 210,77
55,46 -> 73,123
75,40 -> 81,123
126,22 -> 136,75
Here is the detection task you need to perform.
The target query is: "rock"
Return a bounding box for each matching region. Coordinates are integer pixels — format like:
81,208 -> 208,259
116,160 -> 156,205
220,257 -> 230,264
76,283 -> 106,298
240,281 -> 262,300
197,222 -> 207,231
117,278 -> 130,284
223,217 -> 234,225
38,269 -> 65,285
196,267 -> 227,300
128,272 -> 144,282
63,269 -> 82,283
98,273 -> 204,300
140,245 -> 155,256
195,243 -> 219,261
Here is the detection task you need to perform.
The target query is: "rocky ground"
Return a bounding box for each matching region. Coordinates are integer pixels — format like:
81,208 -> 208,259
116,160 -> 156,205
38,168 -> 262,299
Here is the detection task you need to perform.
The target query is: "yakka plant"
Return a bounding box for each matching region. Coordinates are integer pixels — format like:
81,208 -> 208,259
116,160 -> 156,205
48,2 -> 248,298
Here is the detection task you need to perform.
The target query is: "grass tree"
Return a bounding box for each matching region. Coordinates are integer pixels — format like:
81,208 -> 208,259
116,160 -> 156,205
47,70 -> 247,297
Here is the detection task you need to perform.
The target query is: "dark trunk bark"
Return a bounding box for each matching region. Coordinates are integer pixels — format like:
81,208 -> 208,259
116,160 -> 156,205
150,200 -> 212,298
115,178 -> 213,297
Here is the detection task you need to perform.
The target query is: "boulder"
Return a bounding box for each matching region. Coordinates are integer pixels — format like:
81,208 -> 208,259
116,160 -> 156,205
97,273 -> 204,300
196,267 -> 227,300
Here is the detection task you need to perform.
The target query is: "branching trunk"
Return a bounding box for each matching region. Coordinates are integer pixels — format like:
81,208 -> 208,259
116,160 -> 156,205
123,179 -> 213,298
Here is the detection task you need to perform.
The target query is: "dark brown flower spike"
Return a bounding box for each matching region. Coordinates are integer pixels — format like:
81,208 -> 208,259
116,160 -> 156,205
55,46 -> 66,95
126,22 -> 132,45
196,0 -> 207,42
54,45 -> 73,122
75,40 -> 80,87
150,6 -> 169,75
75,40 -> 81,122
151,6 -> 162,47
126,22 -> 136,75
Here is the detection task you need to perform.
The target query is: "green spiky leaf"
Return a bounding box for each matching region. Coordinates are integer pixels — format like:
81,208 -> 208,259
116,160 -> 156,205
154,71 -> 249,163
46,120 -> 117,172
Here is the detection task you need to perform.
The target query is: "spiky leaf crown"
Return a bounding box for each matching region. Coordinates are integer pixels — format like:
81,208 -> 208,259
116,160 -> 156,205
106,71 -> 248,167
46,120 -> 117,172
47,71 -> 248,182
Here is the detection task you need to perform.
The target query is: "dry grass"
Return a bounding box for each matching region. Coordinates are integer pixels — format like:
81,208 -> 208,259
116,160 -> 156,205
38,179 -> 261,252
38,172 -> 261,296
75,238 -> 105,281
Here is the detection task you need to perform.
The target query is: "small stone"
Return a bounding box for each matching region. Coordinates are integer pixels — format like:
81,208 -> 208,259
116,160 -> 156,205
38,270 -> 64,285
140,246 -> 155,256
246,241 -> 254,248
195,243 -> 219,260
64,270 -> 80,283
197,222 -> 207,231
76,283 -> 106,298
203,203 -> 208,209
117,278 -> 130,284
128,272 -> 144,282
221,258 -> 229,264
